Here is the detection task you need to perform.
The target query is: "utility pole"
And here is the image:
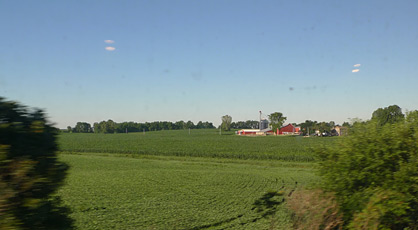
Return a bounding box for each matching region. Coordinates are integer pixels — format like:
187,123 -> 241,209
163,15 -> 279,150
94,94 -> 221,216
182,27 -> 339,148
259,111 -> 262,130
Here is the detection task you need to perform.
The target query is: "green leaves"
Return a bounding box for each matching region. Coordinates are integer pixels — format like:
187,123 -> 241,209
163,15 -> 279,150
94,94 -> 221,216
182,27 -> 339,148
221,115 -> 232,131
0,98 -> 73,229
371,104 -> 405,126
316,111 -> 418,229
268,112 -> 286,133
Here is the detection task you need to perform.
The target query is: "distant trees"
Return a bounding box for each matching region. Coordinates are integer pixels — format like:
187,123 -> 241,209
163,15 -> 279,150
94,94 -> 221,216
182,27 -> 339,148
68,120 -> 215,134
196,121 -> 216,129
342,121 -> 351,127
221,115 -> 232,131
296,120 -> 345,135
185,121 -> 195,129
268,112 -> 287,133
297,120 -> 316,135
230,120 -> 259,129
73,122 -> 92,133
0,97 -> 73,229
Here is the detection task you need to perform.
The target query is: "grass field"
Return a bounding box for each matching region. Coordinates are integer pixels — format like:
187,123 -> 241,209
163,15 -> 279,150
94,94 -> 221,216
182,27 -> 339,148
57,130 -> 336,229
58,129 -> 335,161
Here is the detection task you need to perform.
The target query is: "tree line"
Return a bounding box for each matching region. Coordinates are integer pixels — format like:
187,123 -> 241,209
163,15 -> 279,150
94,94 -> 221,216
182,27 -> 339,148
67,120 -> 216,133
70,105 -> 399,134
69,116 -> 352,135
295,120 -> 350,135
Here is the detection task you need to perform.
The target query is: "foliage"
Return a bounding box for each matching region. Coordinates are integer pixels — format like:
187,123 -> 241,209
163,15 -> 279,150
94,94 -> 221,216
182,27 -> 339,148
371,104 -> 404,126
297,120 -> 317,135
349,189 -> 410,230
342,122 -> 351,127
315,110 -> 418,229
74,120 -> 215,134
58,153 -> 318,229
297,120 -> 342,136
0,98 -> 73,229
230,120 -> 260,129
72,122 -> 92,133
221,115 -> 232,131
268,112 -> 286,133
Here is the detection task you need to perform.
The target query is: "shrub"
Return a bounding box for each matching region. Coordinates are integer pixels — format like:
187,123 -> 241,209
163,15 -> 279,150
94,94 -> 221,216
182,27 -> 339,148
0,98 -> 73,229
286,189 -> 342,230
315,111 -> 418,229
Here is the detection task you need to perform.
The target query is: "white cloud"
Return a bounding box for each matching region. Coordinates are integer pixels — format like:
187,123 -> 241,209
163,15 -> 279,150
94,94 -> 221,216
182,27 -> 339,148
105,46 -> 116,51
353,64 -> 361,67
352,69 -> 360,73
104,40 -> 115,44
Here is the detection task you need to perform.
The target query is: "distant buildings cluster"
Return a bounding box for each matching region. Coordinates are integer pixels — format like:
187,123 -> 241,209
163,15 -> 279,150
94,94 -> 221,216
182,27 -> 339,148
237,123 -> 347,136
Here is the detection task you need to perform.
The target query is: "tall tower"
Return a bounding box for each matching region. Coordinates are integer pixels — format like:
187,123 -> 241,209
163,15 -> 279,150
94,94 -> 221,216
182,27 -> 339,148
259,111 -> 262,130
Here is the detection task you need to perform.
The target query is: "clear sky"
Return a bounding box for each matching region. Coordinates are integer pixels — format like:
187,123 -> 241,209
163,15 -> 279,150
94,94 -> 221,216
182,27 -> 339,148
1,0 -> 418,128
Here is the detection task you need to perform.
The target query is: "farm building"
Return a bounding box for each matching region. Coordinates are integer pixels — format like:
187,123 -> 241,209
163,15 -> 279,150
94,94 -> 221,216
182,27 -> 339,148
237,115 -> 275,136
278,124 -> 301,135
333,125 -> 348,136
238,122 -> 301,136
237,128 -> 274,136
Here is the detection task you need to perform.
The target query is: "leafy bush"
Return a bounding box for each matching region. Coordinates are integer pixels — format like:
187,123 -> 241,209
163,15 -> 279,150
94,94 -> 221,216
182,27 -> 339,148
0,98 -> 73,229
315,111 -> 418,229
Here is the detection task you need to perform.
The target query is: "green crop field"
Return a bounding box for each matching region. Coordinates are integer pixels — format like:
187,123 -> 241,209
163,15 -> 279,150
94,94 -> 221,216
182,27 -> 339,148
58,129 -> 335,161
57,130 -> 336,229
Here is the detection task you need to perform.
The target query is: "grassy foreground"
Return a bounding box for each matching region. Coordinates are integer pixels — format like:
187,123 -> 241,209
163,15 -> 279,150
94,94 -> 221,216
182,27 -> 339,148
57,130 -> 335,229
58,153 -> 318,229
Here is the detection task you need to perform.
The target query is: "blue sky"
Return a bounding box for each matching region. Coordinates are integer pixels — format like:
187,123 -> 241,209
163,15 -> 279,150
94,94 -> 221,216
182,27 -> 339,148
1,0 -> 418,128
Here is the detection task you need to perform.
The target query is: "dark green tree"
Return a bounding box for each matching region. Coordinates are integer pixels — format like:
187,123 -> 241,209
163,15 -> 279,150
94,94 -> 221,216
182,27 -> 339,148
203,121 -> 215,129
268,112 -> 287,133
371,104 -> 404,126
185,120 -> 195,129
174,120 -> 185,130
73,122 -> 92,133
0,97 -> 73,229
106,119 -> 116,133
196,121 -> 204,129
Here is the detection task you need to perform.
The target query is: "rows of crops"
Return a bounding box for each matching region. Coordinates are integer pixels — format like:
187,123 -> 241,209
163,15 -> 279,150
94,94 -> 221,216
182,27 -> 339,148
58,153 -> 319,229
58,129 -> 336,161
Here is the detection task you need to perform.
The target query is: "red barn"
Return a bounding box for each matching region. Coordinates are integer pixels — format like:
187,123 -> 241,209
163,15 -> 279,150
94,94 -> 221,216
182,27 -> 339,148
278,124 -> 301,135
